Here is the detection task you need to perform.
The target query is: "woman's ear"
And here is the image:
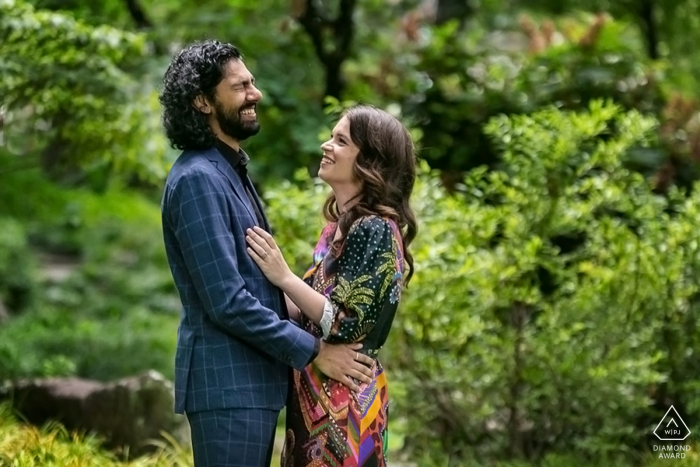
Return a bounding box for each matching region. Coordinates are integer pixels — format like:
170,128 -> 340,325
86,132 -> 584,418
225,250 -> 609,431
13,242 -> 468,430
193,95 -> 212,114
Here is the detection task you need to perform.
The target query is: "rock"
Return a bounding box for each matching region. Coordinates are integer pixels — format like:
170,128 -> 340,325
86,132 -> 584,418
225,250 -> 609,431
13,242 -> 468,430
7,370 -> 189,455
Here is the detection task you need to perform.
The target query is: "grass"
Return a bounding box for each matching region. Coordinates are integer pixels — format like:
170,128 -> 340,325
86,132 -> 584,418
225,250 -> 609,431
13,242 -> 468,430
0,404 -> 192,467
3,400 -> 699,467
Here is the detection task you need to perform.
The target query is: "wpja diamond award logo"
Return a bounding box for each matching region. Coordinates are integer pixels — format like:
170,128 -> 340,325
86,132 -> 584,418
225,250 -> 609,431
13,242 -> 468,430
653,405 -> 692,459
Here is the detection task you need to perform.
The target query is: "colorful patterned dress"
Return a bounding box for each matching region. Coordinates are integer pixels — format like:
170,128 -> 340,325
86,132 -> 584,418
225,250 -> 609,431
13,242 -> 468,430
281,215 -> 405,467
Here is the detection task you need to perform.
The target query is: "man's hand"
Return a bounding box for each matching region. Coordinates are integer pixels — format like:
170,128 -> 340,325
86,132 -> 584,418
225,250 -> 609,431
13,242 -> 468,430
314,341 -> 374,392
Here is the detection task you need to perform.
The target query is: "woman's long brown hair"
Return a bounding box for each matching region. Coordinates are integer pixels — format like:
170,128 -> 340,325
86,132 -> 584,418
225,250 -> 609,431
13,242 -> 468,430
323,105 -> 418,285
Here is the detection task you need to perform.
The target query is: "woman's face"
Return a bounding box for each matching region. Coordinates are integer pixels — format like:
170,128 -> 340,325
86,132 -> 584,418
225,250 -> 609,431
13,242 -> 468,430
318,116 -> 361,193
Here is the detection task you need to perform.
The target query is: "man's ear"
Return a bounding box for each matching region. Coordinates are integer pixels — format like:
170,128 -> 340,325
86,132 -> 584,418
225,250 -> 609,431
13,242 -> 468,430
193,95 -> 212,114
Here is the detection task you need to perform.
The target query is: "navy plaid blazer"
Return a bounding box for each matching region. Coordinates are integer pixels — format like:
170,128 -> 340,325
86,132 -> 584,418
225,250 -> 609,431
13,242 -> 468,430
161,147 -> 317,414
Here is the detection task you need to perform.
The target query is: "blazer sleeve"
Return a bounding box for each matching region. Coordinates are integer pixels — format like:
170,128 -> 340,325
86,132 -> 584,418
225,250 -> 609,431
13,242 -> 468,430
165,168 -> 317,370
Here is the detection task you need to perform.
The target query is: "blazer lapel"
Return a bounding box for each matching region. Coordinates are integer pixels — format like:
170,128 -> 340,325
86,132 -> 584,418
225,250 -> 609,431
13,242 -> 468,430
205,148 -> 258,223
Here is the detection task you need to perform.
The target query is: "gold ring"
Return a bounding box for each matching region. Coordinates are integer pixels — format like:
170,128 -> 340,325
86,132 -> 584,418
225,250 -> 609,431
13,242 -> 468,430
355,352 -> 359,361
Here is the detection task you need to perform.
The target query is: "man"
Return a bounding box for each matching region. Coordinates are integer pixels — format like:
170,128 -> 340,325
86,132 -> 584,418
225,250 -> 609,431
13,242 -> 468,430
159,40 -> 373,466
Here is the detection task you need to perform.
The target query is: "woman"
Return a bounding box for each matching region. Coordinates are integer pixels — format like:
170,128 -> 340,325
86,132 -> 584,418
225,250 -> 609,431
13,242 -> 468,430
246,104 -> 417,466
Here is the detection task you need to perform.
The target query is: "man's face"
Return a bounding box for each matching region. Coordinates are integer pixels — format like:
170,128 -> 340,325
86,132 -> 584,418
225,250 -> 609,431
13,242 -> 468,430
211,59 -> 263,142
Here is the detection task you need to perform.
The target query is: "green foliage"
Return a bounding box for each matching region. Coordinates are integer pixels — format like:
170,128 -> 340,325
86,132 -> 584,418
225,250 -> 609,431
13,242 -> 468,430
0,218 -> 36,313
0,404 -> 193,466
379,101 -> 700,463
9,0 -> 699,189
399,16 -> 668,179
0,0 -> 170,184
0,162 -> 178,381
263,169 -> 328,275
516,0 -> 700,92
0,306 -> 177,381
498,448 -> 700,467
28,0 -> 139,29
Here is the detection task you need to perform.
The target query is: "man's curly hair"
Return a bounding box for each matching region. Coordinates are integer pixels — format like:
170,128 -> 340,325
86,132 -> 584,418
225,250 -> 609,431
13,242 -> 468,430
159,40 -> 242,150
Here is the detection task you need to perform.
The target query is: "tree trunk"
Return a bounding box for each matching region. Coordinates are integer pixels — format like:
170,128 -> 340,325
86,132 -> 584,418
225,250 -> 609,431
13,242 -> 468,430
297,0 -> 356,101
638,0 -> 659,59
325,57 -> 344,100
123,0 -> 152,29
436,0 -> 473,26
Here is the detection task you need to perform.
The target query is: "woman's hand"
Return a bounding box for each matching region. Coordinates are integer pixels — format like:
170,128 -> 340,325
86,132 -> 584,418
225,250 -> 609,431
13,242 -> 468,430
249,227 -> 327,323
246,226 -> 294,288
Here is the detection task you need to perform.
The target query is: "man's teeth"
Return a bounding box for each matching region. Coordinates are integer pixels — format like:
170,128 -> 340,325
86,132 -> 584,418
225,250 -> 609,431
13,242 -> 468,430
240,108 -> 256,116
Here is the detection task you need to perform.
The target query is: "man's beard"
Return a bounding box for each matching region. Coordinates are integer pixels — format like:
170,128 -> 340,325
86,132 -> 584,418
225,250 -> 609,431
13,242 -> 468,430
214,100 -> 260,141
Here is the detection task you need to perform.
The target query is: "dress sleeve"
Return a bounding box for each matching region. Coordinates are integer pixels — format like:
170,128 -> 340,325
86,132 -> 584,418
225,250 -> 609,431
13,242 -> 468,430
323,216 -> 402,344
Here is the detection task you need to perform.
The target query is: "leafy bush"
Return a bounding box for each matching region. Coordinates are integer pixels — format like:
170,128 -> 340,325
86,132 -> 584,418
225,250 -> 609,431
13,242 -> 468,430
0,305 -> 177,381
0,163 -> 179,381
0,217 -> 36,313
263,169 -> 328,275
389,101 -> 700,464
0,403 -> 192,466
0,0 -> 171,185
397,15 -> 700,191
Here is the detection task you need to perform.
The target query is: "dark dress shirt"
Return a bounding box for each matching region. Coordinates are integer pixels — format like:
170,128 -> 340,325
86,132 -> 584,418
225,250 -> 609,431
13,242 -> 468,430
215,140 -> 265,228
